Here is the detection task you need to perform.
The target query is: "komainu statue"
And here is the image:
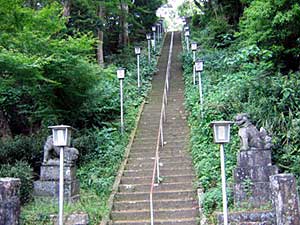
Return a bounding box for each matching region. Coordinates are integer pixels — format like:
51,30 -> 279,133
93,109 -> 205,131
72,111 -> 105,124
43,135 -> 79,164
235,113 -> 272,151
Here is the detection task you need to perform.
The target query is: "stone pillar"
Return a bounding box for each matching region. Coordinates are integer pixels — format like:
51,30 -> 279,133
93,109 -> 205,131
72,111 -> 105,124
34,162 -> 80,202
270,174 -> 300,225
233,149 -> 278,207
0,178 -> 21,225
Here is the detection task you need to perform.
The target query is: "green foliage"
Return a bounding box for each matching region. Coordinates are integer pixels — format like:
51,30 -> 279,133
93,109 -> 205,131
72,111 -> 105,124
238,0 -> 300,71
21,191 -> 107,225
183,21 -> 300,220
0,134 -> 45,165
0,161 -> 33,203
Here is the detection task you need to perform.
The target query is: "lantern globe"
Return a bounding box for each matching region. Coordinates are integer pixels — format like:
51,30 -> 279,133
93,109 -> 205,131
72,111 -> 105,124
191,42 -> 197,51
135,46 -> 141,55
184,30 -> 190,37
117,68 -> 125,79
146,33 -> 151,40
210,121 -> 233,144
48,125 -> 73,147
195,59 -> 204,72
152,26 -> 156,32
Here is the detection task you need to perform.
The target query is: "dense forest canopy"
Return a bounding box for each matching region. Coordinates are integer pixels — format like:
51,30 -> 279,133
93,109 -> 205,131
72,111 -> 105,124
0,0 -> 165,137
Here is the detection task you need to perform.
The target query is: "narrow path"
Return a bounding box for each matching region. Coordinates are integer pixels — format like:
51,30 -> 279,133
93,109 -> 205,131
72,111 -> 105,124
110,32 -> 199,225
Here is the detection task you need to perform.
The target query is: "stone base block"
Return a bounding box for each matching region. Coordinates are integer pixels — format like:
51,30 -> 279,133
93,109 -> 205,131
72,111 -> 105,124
0,178 -> 21,225
234,165 -> 278,183
234,182 -> 272,207
50,213 -> 89,225
0,196 -> 20,225
40,164 -> 76,181
216,210 -> 275,225
34,180 -> 79,202
237,150 -> 272,167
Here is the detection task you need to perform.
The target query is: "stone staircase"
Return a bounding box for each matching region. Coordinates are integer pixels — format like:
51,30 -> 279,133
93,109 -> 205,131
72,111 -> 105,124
110,32 -> 199,224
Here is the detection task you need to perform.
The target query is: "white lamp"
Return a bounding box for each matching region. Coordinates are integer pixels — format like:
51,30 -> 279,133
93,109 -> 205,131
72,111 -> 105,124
135,46 -> 141,55
152,26 -> 156,32
195,59 -> 204,72
184,30 -> 190,37
48,125 -> 72,147
146,33 -> 151,40
191,42 -> 198,51
117,68 -> 125,79
211,121 -> 233,144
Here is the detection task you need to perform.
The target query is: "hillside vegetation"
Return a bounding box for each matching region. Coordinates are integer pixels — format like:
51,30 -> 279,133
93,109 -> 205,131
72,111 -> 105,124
180,0 -> 300,222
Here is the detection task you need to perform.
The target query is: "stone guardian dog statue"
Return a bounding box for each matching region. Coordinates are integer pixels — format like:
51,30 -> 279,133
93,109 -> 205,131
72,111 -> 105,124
235,113 -> 272,151
43,135 -> 79,164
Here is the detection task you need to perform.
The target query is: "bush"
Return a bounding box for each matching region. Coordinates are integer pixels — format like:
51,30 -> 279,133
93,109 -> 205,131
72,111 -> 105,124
0,161 -> 33,203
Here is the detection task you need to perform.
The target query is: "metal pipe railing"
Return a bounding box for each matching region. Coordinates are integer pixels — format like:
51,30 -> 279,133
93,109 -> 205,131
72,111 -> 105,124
150,31 -> 174,225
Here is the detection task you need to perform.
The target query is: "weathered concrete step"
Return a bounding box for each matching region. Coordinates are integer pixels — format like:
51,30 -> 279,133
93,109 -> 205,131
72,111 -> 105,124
123,168 -> 194,177
129,150 -> 189,158
125,161 -> 192,170
132,138 -> 188,145
128,155 -> 191,163
113,198 -> 197,211
134,135 -> 189,142
119,182 -> 194,193
111,207 -> 198,221
121,174 -> 195,185
116,190 -> 196,202
130,142 -> 187,150
136,131 -> 188,138
112,218 -> 198,225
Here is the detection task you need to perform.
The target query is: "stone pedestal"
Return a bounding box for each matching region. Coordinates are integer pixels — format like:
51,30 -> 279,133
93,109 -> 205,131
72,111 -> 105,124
233,149 -> 278,208
34,163 -> 79,202
270,174 -> 300,225
50,213 -> 89,225
0,178 -> 21,225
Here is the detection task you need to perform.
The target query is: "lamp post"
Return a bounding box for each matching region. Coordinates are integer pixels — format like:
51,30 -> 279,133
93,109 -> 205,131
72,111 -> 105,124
191,42 -> 198,85
117,68 -> 125,134
157,23 -> 161,42
135,46 -> 141,92
195,59 -> 204,114
152,26 -> 156,51
210,121 -> 233,225
184,30 -> 190,52
48,125 -> 73,225
146,33 -> 151,65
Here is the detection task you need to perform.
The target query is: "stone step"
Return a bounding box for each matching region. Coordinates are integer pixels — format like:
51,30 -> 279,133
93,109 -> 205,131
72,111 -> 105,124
111,207 -> 198,221
113,198 -> 197,211
132,136 -> 188,143
136,131 -> 188,138
120,174 -> 195,185
129,150 -> 189,158
126,156 -> 191,167
123,168 -> 194,177
118,182 -> 194,193
129,143 -> 187,151
112,218 -> 198,225
115,190 -> 196,202
125,161 -> 193,170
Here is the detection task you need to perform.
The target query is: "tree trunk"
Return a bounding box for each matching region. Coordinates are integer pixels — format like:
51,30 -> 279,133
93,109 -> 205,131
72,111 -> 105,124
0,110 -> 12,140
119,1 -> 129,48
97,2 -> 105,66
